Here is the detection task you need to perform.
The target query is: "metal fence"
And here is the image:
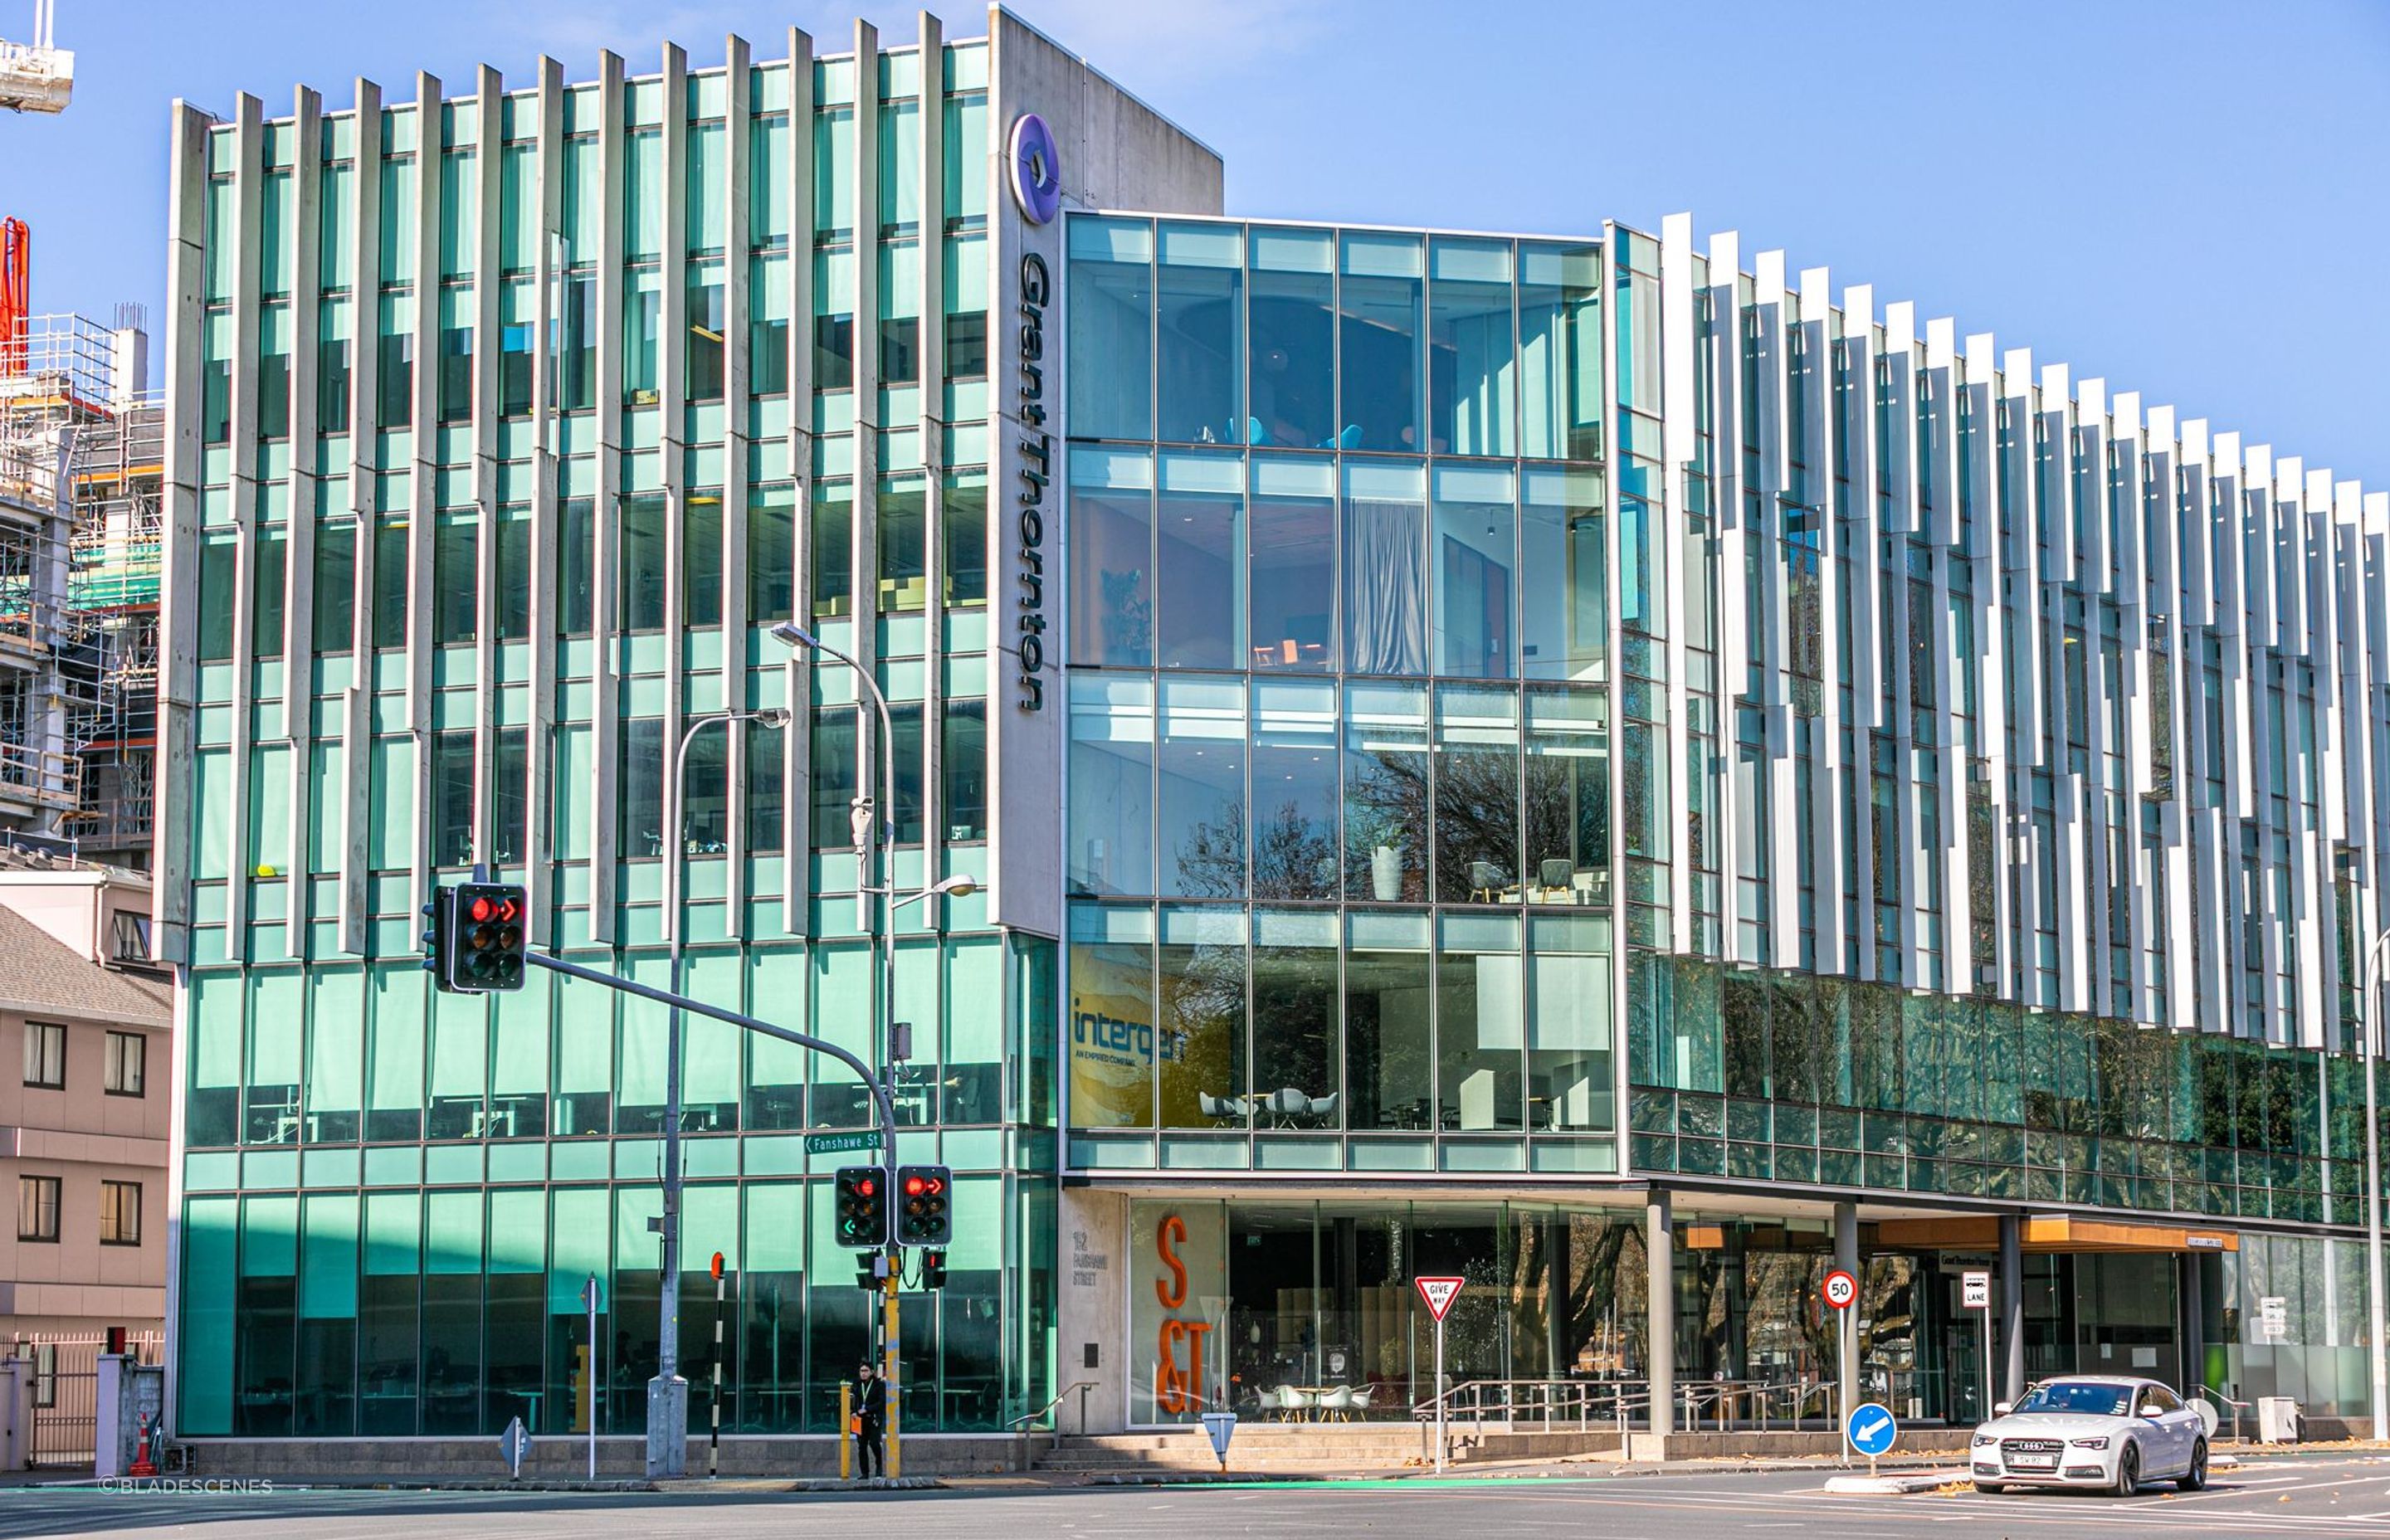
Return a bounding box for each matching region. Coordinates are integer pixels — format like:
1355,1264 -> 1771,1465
11,1331 -> 163,1468
1418,1376 -> 1853,1433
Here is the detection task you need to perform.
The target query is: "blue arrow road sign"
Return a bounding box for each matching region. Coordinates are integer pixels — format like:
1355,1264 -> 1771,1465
1200,1411 -> 1237,1468
1846,1401 -> 1897,1457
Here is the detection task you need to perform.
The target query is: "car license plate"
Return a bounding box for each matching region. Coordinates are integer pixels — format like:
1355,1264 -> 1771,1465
2009,1455 -> 2056,1470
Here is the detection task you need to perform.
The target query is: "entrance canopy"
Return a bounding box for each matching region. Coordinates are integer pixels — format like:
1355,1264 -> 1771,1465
1875,1216 -> 2238,1255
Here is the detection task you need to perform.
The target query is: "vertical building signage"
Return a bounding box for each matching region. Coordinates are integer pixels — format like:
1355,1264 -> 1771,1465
1130,1204 -> 1224,1424
1008,112 -> 1061,714
1016,251 -> 1051,712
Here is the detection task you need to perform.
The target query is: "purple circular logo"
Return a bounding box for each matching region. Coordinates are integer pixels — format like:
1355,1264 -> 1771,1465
1009,113 -> 1061,225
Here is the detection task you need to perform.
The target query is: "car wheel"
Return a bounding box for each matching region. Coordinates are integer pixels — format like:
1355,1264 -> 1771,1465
1973,1481 -> 2006,1495
2111,1440 -> 2140,1498
2177,1438 -> 2207,1492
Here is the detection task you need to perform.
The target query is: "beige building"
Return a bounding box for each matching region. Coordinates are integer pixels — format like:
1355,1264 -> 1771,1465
0,853 -> 169,1337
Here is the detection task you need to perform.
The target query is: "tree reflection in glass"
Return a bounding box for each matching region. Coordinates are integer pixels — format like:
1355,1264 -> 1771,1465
1343,683 -> 1428,903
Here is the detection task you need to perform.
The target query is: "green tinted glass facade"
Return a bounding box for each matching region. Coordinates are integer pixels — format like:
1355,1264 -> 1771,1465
161,32 -> 1071,1441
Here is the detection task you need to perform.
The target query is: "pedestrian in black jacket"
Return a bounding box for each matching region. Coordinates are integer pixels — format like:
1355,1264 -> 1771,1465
852,1360 -> 886,1479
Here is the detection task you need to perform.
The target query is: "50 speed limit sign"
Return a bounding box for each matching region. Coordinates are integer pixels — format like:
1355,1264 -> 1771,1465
1822,1268 -> 1858,1310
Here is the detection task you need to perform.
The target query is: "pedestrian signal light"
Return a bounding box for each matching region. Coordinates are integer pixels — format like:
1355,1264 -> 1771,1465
895,1164 -> 952,1247
835,1166 -> 890,1249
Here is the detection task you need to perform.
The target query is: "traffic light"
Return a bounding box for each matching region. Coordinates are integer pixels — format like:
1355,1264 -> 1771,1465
921,1250 -> 948,1290
896,1164 -> 952,1247
833,1166 -> 889,1249
444,882 -> 528,993
420,890 -> 454,987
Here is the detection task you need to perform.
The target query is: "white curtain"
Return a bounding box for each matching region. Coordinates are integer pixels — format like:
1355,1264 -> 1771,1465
1344,500 -> 1427,674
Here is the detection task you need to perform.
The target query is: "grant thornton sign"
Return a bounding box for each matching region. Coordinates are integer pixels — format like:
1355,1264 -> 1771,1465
1014,250 -> 1052,713
1010,113 -> 1061,713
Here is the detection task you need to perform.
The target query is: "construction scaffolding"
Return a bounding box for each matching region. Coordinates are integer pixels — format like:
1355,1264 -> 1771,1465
0,306 -> 157,865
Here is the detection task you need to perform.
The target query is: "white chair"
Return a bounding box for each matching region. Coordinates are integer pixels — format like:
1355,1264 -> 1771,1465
1271,1384 -> 1304,1422
1198,1092 -> 1240,1123
1267,1089 -> 1311,1125
1316,1386 -> 1354,1421
1349,1385 -> 1374,1419
1254,1386 -> 1281,1419
1306,1092 -> 1339,1124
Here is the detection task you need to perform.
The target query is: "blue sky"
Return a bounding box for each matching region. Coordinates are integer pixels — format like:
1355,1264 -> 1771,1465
6,0 -> 2385,487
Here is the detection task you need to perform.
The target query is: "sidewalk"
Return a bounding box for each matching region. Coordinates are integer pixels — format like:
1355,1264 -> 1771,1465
0,1442 -> 2329,1496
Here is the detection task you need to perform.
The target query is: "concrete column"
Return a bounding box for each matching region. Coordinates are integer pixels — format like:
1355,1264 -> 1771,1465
0,1359 -> 27,1470
2182,1250 -> 2206,1401
1835,1201 -> 1859,1431
1647,1191 -> 1674,1435
1722,1224 -> 1749,1382
94,1355 -> 125,1478
1999,1213 -> 2025,1404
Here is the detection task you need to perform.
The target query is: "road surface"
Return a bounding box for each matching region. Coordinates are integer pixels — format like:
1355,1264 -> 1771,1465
12,1455 -> 2390,1538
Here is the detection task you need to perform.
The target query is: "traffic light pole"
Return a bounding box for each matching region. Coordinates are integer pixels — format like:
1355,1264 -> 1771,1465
523,951 -> 900,1473
525,953 -> 898,1164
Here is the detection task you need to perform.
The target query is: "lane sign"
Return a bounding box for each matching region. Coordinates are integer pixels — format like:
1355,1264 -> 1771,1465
1846,1401 -> 1897,1458
1415,1276 -> 1466,1321
499,1415 -> 533,1479
1961,1270 -> 1990,1309
1823,1268 -> 1858,1310
1200,1411 -> 1237,1470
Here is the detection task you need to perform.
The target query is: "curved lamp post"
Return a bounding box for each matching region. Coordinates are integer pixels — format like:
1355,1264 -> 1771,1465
651,704 -> 788,1477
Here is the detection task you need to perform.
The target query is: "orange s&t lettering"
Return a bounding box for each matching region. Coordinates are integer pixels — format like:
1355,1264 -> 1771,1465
1156,1214 -> 1188,1309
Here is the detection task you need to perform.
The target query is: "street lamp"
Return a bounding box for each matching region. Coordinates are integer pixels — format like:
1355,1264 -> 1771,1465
2363,926 -> 2390,1442
895,873 -> 981,909
651,705 -> 789,1479
771,621 -> 974,1476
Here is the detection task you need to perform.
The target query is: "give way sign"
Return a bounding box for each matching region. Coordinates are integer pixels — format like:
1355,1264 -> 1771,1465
1415,1276 -> 1466,1321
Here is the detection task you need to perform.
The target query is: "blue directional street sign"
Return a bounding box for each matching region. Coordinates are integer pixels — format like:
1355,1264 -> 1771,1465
1200,1411 -> 1238,1469
1846,1401 -> 1898,1458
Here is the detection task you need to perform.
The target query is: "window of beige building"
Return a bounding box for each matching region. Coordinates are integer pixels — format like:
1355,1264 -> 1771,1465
105,1031 -> 147,1096
22,1021 -> 65,1089
100,1180 -> 142,1245
17,1175 -> 60,1241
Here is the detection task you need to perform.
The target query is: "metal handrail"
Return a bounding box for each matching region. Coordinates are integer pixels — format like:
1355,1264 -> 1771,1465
2195,1382 -> 2251,1445
1008,1378 -> 1100,1435
1416,1378 -> 1651,1430
1415,1376 -> 1848,1434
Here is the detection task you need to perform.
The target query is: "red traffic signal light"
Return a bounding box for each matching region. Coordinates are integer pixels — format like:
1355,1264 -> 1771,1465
895,1164 -> 952,1248
437,882 -> 529,993
834,1166 -> 889,1250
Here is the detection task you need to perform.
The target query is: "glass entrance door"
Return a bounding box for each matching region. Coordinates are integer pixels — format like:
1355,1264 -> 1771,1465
1938,1265 -> 1997,1425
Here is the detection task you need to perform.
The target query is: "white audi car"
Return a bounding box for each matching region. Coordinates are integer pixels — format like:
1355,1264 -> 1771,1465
1968,1375 -> 2215,1495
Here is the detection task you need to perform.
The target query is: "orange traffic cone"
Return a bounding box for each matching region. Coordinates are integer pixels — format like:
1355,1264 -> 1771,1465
128,1416 -> 158,1477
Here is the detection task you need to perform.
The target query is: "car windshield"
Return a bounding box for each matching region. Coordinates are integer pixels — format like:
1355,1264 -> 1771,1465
2013,1382 -> 2134,1417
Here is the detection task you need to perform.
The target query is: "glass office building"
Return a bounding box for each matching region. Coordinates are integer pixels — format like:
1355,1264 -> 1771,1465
1058,213 -> 2390,1430
162,6 -> 2390,1460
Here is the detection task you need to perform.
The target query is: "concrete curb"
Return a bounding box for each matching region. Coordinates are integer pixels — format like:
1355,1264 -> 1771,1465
14,1475 -> 953,1496
1822,1469 -> 1966,1494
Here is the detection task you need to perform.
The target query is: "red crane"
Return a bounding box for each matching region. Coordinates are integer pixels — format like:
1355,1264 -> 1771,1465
0,216 -> 27,376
